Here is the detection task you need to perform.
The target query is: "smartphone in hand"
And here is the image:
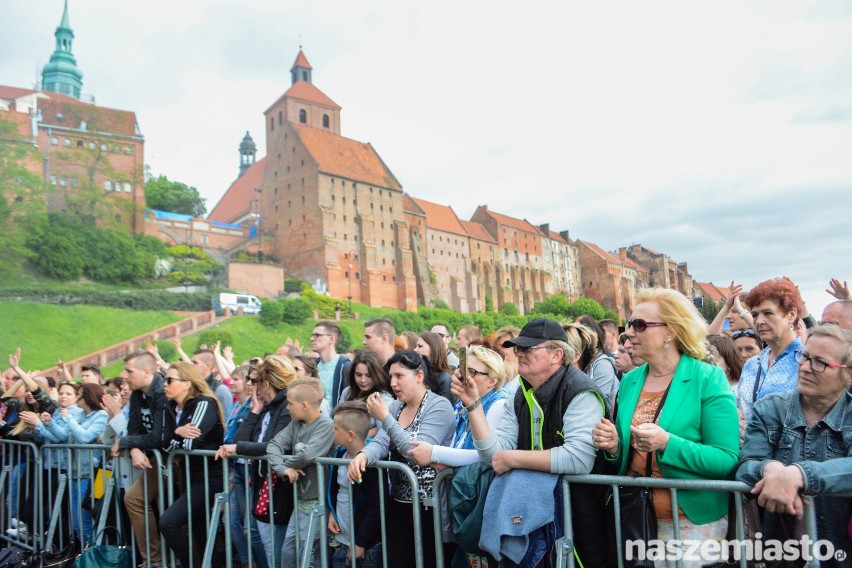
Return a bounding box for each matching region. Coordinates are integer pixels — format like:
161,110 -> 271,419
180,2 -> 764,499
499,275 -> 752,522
458,347 -> 469,385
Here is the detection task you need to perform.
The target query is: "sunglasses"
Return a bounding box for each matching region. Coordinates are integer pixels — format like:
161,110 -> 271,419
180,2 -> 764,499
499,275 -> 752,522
794,350 -> 849,374
163,377 -> 186,385
731,329 -> 757,340
626,319 -> 668,333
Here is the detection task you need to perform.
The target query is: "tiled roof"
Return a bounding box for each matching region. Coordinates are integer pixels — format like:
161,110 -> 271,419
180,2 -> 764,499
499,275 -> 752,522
0,108 -> 34,138
39,98 -> 140,137
580,240 -> 622,265
207,157 -> 267,223
480,208 -> 541,234
412,197 -> 467,237
266,81 -> 341,113
547,230 -> 567,244
0,86 -> 140,137
402,194 -> 425,216
291,50 -> 313,71
293,123 -> 401,190
461,220 -> 496,243
620,255 -> 649,273
694,282 -> 726,302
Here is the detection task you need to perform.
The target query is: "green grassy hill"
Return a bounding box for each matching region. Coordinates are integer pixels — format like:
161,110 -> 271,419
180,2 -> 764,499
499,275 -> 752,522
0,302 -> 183,370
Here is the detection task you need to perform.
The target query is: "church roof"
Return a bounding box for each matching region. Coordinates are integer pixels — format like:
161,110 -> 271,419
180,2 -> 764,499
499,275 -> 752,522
207,157 -> 267,223
402,194 -> 425,216
291,50 -> 313,71
461,220 -> 497,243
266,81 -> 341,113
694,282 -> 727,302
411,197 -> 467,237
292,123 -> 401,190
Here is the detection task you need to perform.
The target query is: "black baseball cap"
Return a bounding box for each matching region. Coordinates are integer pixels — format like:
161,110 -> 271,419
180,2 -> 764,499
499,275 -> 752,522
502,318 -> 568,348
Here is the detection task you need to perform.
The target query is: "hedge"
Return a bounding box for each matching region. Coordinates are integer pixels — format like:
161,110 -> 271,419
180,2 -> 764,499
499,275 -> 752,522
0,288 -> 212,311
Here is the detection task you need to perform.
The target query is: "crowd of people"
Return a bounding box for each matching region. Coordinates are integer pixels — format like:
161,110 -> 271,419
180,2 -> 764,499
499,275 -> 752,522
1,276 -> 850,568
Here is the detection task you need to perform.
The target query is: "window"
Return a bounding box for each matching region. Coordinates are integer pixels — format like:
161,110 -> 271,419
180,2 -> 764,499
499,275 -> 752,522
124,182 -> 131,193
322,114 -> 329,128
345,271 -> 349,278
71,178 -> 78,188
278,110 -> 283,125
75,139 -> 83,148
343,215 -> 347,222
51,137 -> 58,145
270,117 -> 274,131
124,146 -> 132,155
63,138 -> 70,147
299,109 -> 307,123
59,177 -> 67,187
88,142 -> 96,150
113,146 -> 120,153
382,259 -> 386,265
101,143 -> 108,151
104,180 -> 112,191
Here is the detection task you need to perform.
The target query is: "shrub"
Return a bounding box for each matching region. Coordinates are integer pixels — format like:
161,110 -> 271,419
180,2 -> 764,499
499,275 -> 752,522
153,340 -> 177,363
337,326 -> 353,352
500,302 -> 520,316
282,298 -> 312,325
484,295 -> 494,313
284,278 -> 305,294
197,329 -> 234,348
432,298 -> 450,310
0,288 -> 212,311
258,299 -> 286,328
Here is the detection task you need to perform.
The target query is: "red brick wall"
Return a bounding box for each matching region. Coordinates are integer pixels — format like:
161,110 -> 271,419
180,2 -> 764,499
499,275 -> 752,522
227,262 -> 284,299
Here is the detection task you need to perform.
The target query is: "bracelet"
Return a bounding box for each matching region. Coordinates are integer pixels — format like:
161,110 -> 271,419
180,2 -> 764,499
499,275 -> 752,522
465,398 -> 482,413
738,309 -> 749,318
802,315 -> 816,329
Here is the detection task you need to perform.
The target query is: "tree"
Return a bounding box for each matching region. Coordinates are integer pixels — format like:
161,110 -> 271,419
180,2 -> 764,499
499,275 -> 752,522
145,173 -> 206,216
500,302 -> 520,316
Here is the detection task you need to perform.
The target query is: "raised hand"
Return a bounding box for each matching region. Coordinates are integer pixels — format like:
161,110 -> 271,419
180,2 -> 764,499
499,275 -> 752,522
827,278 -> 851,301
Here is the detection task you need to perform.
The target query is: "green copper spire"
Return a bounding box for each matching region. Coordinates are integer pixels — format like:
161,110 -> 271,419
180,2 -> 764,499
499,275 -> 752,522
41,0 -> 84,98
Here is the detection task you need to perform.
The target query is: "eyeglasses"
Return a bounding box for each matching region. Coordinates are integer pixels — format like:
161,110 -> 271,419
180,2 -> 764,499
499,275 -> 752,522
435,332 -> 450,339
513,344 -> 552,354
310,333 -> 331,339
626,319 -> 668,332
163,377 -> 186,385
731,329 -> 757,340
794,350 -> 849,374
466,368 -> 490,379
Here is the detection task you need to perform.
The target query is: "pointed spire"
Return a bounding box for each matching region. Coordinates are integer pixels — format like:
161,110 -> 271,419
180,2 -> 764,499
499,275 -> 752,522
290,50 -> 313,85
42,0 -> 83,98
59,0 -> 71,30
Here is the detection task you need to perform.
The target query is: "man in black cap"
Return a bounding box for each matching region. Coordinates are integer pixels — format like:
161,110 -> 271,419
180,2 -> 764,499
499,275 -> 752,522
452,317 -> 608,565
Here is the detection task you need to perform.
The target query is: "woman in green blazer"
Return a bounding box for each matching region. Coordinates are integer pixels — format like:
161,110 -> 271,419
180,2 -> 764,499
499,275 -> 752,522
593,288 -> 740,566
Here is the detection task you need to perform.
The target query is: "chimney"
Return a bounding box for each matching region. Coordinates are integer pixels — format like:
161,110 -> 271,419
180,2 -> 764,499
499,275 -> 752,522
559,230 -> 570,242
539,223 -> 550,235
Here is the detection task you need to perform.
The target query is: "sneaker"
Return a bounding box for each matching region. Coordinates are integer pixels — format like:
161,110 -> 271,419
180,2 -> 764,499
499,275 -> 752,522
9,517 -> 18,529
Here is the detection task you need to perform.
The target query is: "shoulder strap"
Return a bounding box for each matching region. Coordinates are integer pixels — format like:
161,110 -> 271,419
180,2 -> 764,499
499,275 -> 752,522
751,364 -> 763,404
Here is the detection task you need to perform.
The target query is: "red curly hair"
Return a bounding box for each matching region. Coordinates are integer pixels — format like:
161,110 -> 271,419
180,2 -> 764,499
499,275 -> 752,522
745,277 -> 804,316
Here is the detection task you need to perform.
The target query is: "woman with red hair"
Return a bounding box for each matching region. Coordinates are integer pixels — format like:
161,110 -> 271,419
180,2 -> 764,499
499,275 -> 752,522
737,277 -> 806,420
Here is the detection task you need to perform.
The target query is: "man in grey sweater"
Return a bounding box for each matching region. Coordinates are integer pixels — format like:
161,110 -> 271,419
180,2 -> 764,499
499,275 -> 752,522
266,378 -> 334,568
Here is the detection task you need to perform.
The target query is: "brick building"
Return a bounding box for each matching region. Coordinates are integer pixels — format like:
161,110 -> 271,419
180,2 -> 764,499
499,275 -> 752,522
620,244 -> 694,298
0,2 -> 145,233
539,224 -> 581,299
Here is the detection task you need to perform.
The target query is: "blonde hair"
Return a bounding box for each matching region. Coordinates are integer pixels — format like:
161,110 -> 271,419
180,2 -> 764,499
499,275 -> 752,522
636,288 -> 708,360
467,346 -> 507,389
257,355 -> 297,391
563,323 -> 597,371
287,377 -> 324,406
169,361 -> 225,426
807,324 -> 852,368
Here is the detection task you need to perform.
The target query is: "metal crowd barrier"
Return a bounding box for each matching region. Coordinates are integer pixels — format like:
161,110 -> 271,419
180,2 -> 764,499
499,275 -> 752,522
0,439 -> 41,557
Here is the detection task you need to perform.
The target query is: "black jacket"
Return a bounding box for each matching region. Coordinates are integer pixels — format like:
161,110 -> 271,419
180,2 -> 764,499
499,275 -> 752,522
327,446 -> 386,549
162,395 -> 225,483
233,388 -> 293,524
120,373 -> 167,451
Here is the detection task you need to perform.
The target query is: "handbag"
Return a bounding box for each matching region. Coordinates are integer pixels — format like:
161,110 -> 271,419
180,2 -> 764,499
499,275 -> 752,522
617,382 -> 672,568
73,527 -> 131,568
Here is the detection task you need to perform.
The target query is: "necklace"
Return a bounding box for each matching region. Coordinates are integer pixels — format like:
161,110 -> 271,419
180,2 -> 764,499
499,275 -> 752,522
648,369 -> 675,378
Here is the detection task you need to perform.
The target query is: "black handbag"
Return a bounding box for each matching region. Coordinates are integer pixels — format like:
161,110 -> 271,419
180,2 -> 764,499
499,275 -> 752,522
617,382 -> 671,568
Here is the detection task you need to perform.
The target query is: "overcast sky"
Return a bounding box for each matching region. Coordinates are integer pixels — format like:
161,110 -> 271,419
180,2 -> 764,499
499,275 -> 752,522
3,0 -> 850,315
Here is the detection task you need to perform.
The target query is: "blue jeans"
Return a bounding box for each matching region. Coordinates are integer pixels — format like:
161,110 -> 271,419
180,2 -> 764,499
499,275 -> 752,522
69,479 -> 92,546
331,543 -> 382,568
255,519 -> 286,568
229,465 -> 268,568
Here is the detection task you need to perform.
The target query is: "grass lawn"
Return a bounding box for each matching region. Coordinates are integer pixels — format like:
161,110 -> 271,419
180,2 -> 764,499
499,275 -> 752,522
0,302 -> 183,371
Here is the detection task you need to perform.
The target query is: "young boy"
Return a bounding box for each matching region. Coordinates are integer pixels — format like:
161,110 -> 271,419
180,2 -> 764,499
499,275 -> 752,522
327,401 -> 385,568
266,378 -> 334,568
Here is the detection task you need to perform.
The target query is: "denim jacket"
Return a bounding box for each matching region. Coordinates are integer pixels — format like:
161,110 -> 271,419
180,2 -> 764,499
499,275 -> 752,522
736,390 -> 852,565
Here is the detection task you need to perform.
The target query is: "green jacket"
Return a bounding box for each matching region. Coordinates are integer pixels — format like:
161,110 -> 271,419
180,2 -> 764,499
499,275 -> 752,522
606,354 -> 740,524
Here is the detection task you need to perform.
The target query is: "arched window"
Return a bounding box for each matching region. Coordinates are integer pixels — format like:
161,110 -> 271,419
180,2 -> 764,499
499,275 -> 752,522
278,110 -> 283,125
299,109 -> 307,124
270,117 -> 274,131
322,114 -> 330,128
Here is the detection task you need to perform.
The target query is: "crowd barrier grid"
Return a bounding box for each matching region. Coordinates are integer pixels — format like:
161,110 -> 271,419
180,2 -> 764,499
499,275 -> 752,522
0,439 -> 42,556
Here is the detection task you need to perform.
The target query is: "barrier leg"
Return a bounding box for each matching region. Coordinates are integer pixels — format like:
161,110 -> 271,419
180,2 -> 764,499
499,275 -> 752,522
201,493 -> 228,568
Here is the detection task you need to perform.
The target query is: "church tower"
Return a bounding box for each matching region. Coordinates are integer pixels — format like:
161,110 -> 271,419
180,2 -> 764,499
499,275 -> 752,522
290,50 -> 313,85
238,131 -> 257,177
41,0 -> 84,98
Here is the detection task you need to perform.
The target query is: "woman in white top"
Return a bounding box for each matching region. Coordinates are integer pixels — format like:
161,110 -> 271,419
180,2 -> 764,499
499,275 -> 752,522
407,346 -> 507,467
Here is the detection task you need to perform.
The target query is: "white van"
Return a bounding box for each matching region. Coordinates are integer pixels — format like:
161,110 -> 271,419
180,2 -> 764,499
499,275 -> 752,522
213,293 -> 262,315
